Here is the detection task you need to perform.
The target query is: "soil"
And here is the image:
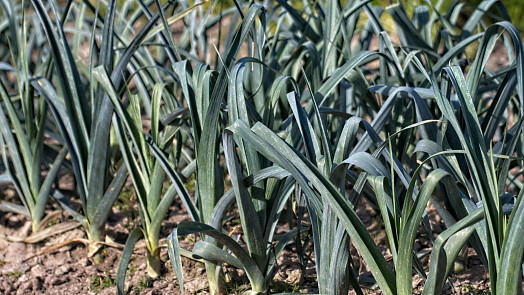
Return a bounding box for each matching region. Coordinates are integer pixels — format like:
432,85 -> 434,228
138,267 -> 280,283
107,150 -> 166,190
0,178 -> 498,295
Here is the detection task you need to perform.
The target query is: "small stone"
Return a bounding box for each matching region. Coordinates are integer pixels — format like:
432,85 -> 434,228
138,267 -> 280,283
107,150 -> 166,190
77,258 -> 89,267
7,214 -> 23,225
153,280 -> 166,289
31,264 -> 46,278
54,265 -> 73,276
412,277 -> 422,289
17,273 -> 29,284
4,286 -> 13,294
17,280 -> 32,294
45,275 -> 67,286
0,281 -> 5,291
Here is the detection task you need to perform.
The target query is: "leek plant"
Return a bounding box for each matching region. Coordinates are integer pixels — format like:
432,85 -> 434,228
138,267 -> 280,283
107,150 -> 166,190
160,5 -> 273,294
29,0 -> 126,261
417,21 -> 524,294
93,0 -> 207,277
167,131 -> 298,294
26,0 -> 176,260
94,66 -> 198,281
0,0 -> 67,233
366,19 -> 524,295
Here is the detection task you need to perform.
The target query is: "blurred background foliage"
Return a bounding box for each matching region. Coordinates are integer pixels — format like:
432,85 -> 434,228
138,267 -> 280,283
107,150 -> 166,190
471,0 -> 524,31
100,0 -> 523,33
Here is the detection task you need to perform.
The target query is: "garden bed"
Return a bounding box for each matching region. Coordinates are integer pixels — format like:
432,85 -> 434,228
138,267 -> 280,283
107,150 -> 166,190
0,187 -> 491,294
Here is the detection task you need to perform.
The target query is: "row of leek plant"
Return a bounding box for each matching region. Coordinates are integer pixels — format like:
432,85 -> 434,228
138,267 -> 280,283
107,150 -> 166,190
0,0 -> 201,261
0,0 -> 523,294
159,2 -> 524,295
